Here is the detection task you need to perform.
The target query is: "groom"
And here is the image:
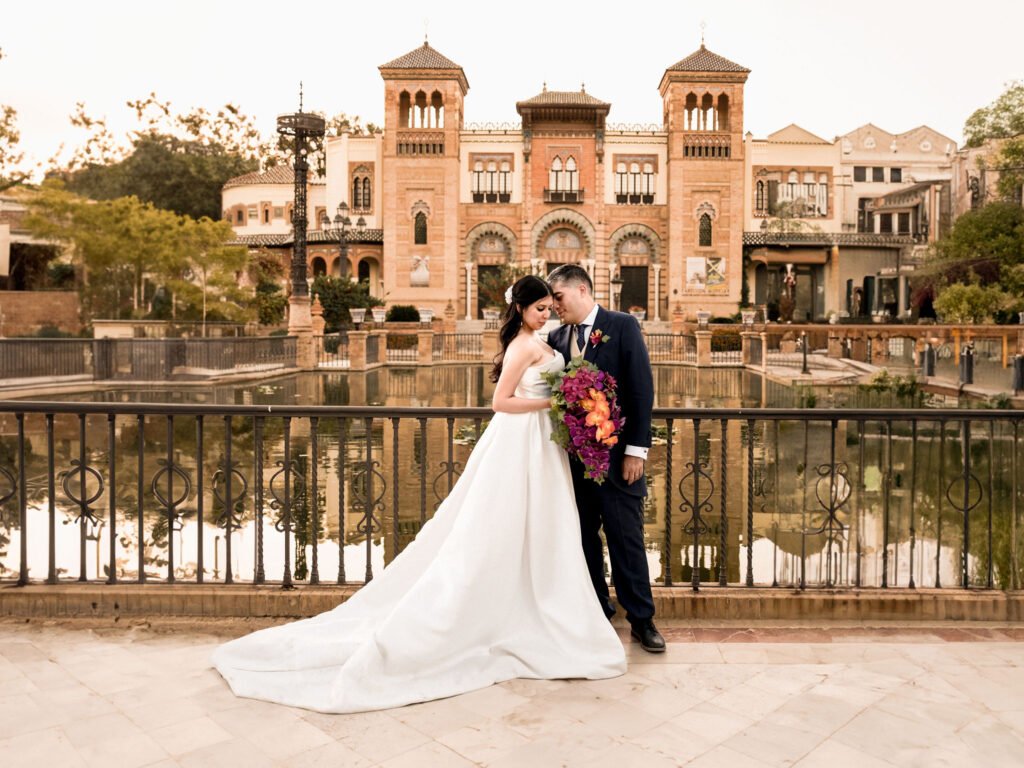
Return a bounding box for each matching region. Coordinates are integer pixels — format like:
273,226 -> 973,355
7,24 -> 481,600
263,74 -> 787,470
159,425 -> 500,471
547,265 -> 665,653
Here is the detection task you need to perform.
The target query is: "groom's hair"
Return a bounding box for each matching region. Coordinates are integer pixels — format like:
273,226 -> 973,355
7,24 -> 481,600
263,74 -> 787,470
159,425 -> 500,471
547,264 -> 593,294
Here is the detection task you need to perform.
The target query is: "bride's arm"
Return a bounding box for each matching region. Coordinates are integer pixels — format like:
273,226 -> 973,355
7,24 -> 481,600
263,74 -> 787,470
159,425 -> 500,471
492,341 -> 551,414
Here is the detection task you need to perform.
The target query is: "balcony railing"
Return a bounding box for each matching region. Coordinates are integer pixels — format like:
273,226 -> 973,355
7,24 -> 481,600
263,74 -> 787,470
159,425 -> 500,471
471,192 -> 511,204
1,402 -> 1020,592
544,189 -> 584,204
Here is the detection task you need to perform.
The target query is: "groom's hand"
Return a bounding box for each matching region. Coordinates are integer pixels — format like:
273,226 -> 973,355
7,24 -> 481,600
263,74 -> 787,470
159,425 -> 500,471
622,456 -> 645,485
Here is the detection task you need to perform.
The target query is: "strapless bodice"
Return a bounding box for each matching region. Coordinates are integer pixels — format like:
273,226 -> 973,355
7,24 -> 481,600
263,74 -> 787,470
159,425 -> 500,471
514,350 -> 564,399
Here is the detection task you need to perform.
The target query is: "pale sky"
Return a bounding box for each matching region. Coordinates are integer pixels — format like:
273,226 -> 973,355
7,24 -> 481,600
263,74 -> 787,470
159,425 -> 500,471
4,0 -> 1022,177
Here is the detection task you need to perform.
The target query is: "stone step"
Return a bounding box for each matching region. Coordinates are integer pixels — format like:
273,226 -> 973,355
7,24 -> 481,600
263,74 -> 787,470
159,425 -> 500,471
3,584 -> 1021,622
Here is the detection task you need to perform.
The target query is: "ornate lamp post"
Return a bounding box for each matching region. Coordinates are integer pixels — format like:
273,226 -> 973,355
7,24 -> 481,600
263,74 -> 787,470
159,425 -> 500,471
325,203 -> 366,280
277,91 -> 325,368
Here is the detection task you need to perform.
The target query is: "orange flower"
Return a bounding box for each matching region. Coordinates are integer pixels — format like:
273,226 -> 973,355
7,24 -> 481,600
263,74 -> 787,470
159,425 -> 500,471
585,410 -> 606,427
603,436 -> 618,447
595,420 -> 615,440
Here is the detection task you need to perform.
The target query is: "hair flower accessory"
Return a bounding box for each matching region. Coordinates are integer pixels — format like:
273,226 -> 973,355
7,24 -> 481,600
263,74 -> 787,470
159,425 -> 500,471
504,286 -> 514,305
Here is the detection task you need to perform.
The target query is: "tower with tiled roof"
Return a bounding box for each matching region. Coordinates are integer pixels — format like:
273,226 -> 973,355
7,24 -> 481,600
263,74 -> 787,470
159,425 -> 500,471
378,41 -> 469,309
659,43 -> 750,314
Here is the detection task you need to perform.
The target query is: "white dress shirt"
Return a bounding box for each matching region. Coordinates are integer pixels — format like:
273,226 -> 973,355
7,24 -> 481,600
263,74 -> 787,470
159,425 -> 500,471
574,305 -> 648,462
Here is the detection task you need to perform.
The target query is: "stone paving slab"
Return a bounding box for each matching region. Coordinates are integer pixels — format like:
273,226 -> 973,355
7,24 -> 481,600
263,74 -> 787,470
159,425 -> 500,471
1,619 -> 1023,767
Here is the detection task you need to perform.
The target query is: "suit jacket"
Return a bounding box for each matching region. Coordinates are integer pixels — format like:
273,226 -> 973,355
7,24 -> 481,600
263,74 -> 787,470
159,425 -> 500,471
548,307 -> 654,497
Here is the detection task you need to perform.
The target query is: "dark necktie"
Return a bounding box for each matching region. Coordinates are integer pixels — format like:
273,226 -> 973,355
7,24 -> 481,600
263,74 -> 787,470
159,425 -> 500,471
576,324 -> 588,353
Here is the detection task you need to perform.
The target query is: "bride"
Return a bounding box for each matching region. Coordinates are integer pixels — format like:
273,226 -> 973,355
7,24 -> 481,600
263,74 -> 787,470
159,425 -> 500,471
212,275 -> 627,713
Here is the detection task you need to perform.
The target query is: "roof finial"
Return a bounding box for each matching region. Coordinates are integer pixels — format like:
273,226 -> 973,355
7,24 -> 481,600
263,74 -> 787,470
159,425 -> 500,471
542,81 -> 547,92
700,20 -> 706,47
581,81 -> 586,93
299,81 -> 304,112
423,17 -> 429,44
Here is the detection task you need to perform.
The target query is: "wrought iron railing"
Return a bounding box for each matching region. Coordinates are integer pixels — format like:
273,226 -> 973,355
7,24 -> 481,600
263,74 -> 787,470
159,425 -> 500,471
0,337 -> 296,383
433,333 -> 482,361
385,333 -> 418,363
1,403 -> 1019,592
317,333 -> 350,368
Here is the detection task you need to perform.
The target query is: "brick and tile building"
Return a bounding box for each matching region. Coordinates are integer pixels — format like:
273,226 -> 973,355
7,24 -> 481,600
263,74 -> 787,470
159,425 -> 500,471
223,41 -> 979,324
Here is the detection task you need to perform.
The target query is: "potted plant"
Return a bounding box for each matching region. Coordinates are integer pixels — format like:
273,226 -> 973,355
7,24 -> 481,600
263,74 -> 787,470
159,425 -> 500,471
628,305 -> 646,321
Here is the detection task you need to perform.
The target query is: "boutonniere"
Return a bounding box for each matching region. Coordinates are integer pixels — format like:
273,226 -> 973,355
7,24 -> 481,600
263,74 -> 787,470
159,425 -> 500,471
590,329 -> 611,346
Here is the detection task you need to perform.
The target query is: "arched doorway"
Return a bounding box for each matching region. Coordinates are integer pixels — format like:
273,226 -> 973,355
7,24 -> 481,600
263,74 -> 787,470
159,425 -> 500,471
610,224 -> 661,318
465,222 -> 518,320
539,226 -> 586,276
472,234 -> 511,319
311,257 -> 327,277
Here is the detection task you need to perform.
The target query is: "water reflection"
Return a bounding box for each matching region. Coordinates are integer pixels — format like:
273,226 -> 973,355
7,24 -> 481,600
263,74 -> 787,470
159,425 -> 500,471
1,367 -> 1019,589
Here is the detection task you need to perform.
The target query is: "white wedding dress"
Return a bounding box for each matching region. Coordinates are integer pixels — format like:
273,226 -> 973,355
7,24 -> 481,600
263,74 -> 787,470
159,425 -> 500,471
212,349 -> 626,713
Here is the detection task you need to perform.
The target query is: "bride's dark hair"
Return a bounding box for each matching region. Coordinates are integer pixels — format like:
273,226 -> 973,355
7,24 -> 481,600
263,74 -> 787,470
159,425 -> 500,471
489,274 -> 553,383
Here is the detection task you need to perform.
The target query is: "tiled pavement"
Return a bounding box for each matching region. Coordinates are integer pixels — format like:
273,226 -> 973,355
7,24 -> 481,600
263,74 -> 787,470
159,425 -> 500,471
2,619 -> 1024,767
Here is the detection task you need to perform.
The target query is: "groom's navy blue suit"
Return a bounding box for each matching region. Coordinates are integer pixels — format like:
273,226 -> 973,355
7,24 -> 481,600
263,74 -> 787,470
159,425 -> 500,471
548,307 -> 656,624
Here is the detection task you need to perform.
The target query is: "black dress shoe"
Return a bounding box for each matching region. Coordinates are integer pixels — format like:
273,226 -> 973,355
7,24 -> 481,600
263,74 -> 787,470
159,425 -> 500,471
630,621 -> 666,653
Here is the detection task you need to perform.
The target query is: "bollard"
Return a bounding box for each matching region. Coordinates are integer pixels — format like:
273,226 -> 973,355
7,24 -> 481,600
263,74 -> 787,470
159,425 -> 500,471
1013,355 -> 1024,394
921,345 -> 936,378
959,343 -> 975,386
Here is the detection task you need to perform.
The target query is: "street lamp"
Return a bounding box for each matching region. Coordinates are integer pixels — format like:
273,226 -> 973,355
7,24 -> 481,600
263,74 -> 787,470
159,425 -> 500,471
609,275 -> 624,312
325,203 -> 367,281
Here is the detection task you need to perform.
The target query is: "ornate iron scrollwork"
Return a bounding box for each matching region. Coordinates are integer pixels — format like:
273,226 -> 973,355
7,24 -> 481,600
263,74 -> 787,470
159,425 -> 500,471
679,459 -> 714,538
268,459 -> 305,533
150,458 -> 192,532
809,461 -> 852,536
61,459 -> 105,528
432,460 -> 463,509
352,460 -> 385,537
212,459 -> 247,530
0,465 -> 16,526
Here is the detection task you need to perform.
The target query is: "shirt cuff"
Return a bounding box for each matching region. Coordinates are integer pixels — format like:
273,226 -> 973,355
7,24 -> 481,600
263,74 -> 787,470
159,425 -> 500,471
625,445 -> 648,460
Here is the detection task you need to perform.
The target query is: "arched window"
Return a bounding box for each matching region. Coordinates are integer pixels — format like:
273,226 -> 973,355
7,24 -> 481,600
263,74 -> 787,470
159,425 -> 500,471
549,156 -> 563,191
629,162 -> 640,196
358,260 -> 370,283
312,257 -> 327,276
362,178 -> 371,209
698,213 -> 712,247
615,162 -> 627,197
399,91 -> 411,128
352,178 -> 363,209
499,161 -> 511,196
565,156 -> 578,191
642,163 -> 655,198
756,180 -> 765,213
486,161 -> 497,194
414,212 -> 428,244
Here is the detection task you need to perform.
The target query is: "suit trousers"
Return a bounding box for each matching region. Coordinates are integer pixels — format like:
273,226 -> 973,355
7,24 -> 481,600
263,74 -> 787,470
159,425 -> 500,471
574,477 -> 655,625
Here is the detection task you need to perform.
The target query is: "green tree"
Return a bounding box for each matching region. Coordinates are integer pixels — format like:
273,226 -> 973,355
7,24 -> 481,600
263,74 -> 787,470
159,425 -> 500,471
248,250 -> 287,326
163,217 -> 251,328
0,49 -> 29,191
964,81 -> 1024,202
310,276 -> 383,332
477,263 -> 531,310
55,93 -> 264,219
963,81 -> 1024,148
921,202 -> 1024,322
932,283 -> 1010,324
25,182 -> 254,323
65,134 -> 257,220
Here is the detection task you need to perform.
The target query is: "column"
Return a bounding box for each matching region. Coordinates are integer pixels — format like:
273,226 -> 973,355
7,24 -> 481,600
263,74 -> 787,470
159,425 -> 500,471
695,330 -> 712,367
463,261 -> 474,321
653,264 -> 662,321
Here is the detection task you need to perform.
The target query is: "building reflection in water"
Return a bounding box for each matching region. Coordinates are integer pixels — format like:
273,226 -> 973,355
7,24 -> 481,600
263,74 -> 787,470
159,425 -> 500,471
1,367 -> 1009,589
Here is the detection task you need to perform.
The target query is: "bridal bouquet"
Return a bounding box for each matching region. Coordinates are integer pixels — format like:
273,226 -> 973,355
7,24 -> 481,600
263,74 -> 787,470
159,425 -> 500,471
542,359 -> 625,484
